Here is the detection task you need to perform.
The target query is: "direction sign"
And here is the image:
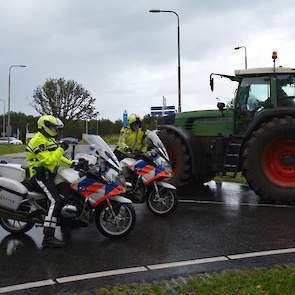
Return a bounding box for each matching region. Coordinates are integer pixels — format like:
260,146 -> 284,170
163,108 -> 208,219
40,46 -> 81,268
164,110 -> 175,115
151,106 -> 163,111
151,106 -> 175,111
151,111 -> 163,116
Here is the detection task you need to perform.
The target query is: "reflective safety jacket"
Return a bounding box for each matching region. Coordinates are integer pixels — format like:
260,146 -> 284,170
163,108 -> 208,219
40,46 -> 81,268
116,127 -> 147,157
26,131 -> 73,178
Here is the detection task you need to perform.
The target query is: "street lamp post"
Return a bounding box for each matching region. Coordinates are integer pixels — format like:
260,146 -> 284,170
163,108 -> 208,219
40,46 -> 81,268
234,46 -> 247,69
0,99 -> 5,136
8,64 -> 27,143
149,9 -> 182,113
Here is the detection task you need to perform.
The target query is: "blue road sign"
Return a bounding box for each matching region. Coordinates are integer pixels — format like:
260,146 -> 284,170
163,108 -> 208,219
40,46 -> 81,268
123,110 -> 128,127
151,105 -> 176,116
151,111 -> 163,116
151,106 -> 163,111
151,105 -> 175,111
164,110 -> 175,115
166,106 -> 175,110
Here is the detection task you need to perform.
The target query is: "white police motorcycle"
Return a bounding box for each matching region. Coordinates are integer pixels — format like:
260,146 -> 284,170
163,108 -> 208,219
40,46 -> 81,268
0,135 -> 136,239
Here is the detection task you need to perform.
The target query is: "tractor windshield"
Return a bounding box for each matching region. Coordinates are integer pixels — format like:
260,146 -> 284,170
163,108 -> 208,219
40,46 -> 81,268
236,76 -> 271,111
235,75 -> 271,134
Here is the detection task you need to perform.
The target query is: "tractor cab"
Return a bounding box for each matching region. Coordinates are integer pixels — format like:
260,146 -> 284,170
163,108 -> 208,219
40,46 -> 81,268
210,52 -> 295,136
233,67 -> 295,134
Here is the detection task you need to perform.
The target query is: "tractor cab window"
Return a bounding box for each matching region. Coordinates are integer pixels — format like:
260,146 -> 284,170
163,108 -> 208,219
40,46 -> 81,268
236,76 -> 270,111
235,76 -> 270,134
277,75 -> 295,107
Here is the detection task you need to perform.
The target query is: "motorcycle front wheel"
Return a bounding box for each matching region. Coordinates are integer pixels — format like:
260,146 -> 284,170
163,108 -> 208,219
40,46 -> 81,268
0,218 -> 34,234
95,202 -> 136,239
147,187 -> 178,216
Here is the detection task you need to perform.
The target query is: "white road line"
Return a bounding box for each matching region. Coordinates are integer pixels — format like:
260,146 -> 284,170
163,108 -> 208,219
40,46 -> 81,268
56,266 -> 147,284
0,279 -> 55,294
179,199 -> 294,208
147,256 -> 228,270
228,248 -> 295,260
2,247 -> 295,293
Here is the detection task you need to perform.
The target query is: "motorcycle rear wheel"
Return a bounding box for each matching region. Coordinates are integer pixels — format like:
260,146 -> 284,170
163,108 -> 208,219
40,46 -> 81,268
0,218 -> 34,234
95,202 -> 136,239
147,187 -> 178,216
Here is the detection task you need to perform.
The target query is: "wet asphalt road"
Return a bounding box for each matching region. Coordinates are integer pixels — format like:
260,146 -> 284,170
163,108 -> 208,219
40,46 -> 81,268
1,149 -> 295,294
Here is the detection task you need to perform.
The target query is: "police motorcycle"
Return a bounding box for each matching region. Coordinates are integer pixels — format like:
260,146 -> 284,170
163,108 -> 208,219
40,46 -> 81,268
0,135 -> 136,239
120,130 -> 178,216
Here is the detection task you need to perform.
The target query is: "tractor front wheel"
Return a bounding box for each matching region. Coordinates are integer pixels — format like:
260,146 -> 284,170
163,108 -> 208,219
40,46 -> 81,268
242,116 -> 295,204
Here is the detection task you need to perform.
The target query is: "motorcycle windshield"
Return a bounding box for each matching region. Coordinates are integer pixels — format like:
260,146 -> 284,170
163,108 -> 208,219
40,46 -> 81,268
146,130 -> 169,161
83,134 -> 121,171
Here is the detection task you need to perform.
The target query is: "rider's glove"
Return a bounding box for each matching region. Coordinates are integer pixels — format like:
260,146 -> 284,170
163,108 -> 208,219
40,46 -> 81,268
71,158 -> 88,171
124,147 -> 132,153
60,140 -> 69,151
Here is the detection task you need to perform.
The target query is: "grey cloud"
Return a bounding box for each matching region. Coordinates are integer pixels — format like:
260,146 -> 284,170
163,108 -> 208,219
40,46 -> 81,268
0,0 -> 295,121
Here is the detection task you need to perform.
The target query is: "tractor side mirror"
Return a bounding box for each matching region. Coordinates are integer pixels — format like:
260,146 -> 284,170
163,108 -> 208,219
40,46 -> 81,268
210,76 -> 214,91
217,102 -> 225,117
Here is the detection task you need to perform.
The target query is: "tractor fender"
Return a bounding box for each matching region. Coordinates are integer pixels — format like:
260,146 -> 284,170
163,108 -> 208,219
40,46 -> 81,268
159,125 -> 200,176
239,107 -> 295,167
243,107 -> 295,143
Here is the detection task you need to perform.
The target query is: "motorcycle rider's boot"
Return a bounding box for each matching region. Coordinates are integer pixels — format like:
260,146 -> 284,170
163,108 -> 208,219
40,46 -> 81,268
131,186 -> 144,203
76,211 -> 89,227
42,227 -> 66,248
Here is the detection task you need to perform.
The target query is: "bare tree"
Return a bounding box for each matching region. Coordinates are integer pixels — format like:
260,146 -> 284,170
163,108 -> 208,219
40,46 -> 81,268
32,78 -> 98,121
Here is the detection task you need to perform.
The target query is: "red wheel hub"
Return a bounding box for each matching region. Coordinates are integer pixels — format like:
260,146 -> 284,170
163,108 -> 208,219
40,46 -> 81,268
263,139 -> 295,187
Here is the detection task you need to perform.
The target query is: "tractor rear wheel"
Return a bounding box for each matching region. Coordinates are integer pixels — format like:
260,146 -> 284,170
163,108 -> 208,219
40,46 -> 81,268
158,129 -> 192,187
242,116 -> 295,204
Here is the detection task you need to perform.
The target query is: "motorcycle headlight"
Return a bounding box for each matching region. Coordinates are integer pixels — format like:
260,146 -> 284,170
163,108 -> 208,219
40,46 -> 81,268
151,149 -> 157,157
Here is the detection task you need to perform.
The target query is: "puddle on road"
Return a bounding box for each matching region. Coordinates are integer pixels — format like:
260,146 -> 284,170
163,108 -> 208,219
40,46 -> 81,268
0,226 -> 67,256
180,181 -> 259,205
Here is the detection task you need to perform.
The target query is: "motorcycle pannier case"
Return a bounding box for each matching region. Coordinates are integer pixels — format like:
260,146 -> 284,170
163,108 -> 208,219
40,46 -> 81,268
0,163 -> 26,182
0,177 -> 28,210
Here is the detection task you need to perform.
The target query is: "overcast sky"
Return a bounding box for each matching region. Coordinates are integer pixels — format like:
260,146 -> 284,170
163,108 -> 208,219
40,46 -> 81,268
1,0 -> 295,121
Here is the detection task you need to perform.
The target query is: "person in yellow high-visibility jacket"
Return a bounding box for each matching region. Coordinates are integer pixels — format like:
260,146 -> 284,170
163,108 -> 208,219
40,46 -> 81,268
26,115 -> 73,248
114,114 -> 147,161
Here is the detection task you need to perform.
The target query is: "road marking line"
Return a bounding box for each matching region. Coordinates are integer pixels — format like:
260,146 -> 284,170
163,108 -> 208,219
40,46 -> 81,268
56,266 -> 147,284
228,248 -> 295,260
0,279 -> 55,294
179,199 -> 294,208
147,256 -> 228,270
3,247 -> 295,292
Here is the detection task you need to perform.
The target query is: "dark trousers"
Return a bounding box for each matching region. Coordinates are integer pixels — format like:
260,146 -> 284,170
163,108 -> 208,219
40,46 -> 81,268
31,173 -> 62,235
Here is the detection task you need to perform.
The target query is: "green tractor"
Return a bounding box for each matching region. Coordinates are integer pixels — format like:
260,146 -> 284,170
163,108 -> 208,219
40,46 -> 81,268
158,52 -> 295,204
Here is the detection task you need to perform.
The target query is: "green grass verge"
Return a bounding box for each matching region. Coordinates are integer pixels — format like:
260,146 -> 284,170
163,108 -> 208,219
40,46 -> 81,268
214,172 -> 246,184
0,144 -> 26,155
80,265 -> 295,295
